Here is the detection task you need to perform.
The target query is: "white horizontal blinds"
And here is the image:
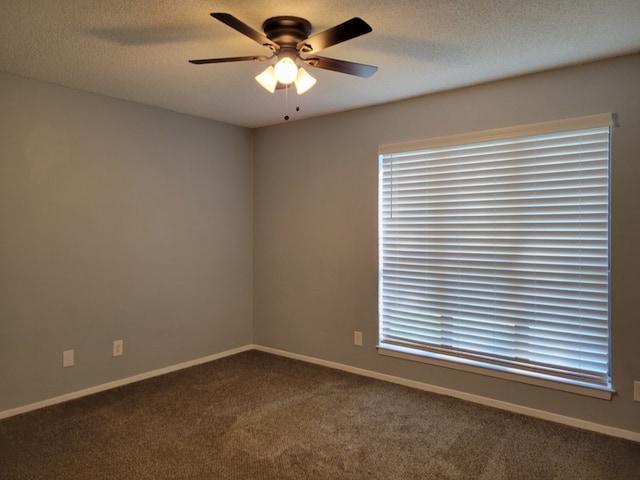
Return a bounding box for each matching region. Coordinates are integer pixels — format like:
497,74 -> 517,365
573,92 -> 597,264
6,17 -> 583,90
379,125 -> 611,387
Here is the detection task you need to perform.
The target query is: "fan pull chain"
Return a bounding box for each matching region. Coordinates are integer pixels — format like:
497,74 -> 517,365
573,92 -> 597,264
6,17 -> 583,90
283,86 -> 301,121
284,84 -> 290,121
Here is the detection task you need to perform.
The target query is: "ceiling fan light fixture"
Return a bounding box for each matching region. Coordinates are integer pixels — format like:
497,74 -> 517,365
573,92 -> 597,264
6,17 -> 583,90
295,67 -> 316,94
273,57 -> 298,85
255,65 -> 278,93
191,14 -> 377,105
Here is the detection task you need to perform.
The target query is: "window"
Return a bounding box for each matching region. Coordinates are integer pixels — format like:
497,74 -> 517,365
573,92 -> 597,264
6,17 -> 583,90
378,114 -> 613,398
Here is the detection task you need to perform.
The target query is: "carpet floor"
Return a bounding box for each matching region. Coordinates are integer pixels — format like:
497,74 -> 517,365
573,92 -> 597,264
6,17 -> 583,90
1,350 -> 639,479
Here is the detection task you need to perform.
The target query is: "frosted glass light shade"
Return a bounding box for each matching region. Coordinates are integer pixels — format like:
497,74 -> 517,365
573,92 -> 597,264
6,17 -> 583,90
294,67 -> 316,94
255,66 -> 278,93
274,57 -> 298,85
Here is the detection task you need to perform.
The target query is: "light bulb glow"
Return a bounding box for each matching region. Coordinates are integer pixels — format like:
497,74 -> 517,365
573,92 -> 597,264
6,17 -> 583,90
274,57 -> 298,85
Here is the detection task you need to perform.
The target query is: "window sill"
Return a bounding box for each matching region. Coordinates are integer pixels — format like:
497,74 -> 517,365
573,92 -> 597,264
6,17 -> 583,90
377,343 -> 614,400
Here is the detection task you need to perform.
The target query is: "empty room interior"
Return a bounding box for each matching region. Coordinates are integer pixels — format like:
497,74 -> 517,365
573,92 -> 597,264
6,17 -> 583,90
1,1 -> 640,478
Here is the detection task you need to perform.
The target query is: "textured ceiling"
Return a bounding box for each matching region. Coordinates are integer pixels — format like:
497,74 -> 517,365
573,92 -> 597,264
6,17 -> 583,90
1,1 -> 639,128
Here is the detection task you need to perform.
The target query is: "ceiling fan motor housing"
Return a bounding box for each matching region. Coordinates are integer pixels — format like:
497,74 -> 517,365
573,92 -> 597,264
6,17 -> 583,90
262,16 -> 312,50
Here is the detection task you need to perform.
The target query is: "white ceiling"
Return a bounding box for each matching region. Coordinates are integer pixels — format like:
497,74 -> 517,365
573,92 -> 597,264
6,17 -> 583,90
1,1 -> 639,128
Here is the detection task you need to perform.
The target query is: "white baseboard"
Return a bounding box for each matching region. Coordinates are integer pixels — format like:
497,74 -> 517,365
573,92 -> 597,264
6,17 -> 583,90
3,343 -> 639,443
253,345 -> 640,443
0,345 -> 253,420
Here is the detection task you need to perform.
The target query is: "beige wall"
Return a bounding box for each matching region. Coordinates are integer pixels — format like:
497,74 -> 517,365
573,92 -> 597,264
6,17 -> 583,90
253,53 -> 640,433
0,72 -> 254,410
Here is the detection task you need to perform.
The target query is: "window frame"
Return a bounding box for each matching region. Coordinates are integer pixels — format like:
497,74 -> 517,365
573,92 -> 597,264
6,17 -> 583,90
377,114 -> 615,400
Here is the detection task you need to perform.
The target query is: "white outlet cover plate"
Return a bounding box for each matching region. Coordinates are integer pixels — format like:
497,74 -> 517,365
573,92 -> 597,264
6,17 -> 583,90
113,340 -> 123,357
63,349 -> 74,367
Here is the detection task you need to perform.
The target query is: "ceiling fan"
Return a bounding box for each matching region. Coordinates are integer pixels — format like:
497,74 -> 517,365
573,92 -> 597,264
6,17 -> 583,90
189,13 -> 378,95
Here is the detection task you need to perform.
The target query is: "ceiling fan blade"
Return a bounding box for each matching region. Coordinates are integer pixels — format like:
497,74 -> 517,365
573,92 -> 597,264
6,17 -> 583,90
303,56 -> 378,78
189,55 -> 271,65
297,17 -> 372,53
211,13 -> 278,50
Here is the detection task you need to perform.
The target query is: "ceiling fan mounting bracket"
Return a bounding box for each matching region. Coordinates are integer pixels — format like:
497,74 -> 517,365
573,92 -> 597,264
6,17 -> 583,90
262,16 -> 312,48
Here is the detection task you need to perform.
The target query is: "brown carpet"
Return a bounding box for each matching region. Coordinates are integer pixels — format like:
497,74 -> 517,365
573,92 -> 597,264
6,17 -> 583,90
1,350 -> 639,479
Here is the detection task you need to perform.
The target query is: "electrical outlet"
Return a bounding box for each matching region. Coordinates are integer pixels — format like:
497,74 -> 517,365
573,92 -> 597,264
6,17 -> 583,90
634,381 -> 640,402
113,339 -> 123,357
354,331 -> 363,347
63,349 -> 74,368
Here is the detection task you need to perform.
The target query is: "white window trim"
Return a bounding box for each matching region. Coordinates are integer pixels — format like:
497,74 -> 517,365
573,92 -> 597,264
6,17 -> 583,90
379,113 -> 615,155
378,345 -> 613,400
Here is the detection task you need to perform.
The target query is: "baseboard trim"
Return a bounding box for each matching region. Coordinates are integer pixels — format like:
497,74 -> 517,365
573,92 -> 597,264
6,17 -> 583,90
253,345 -> 640,443
0,345 -> 253,420
4,343 -> 639,443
